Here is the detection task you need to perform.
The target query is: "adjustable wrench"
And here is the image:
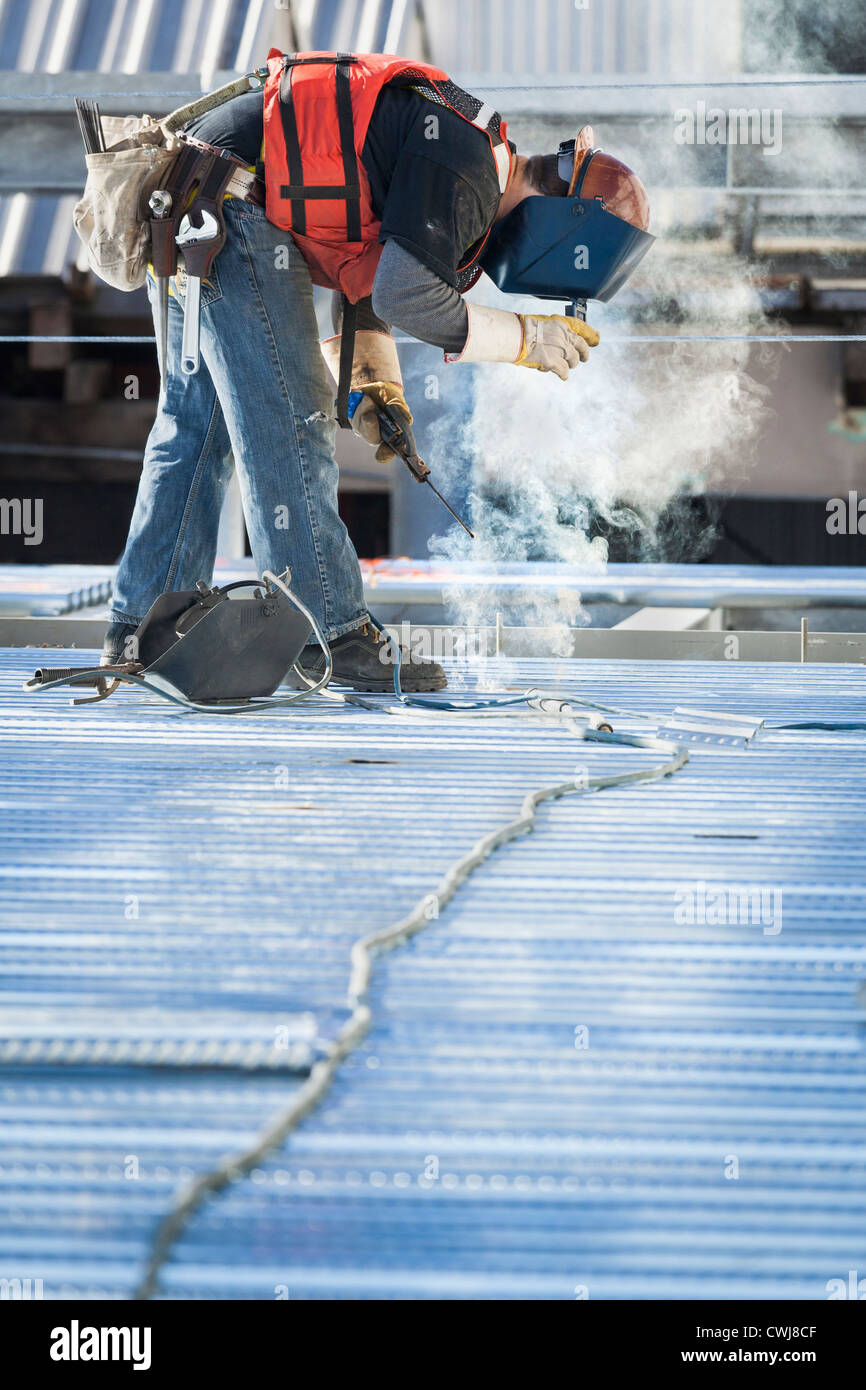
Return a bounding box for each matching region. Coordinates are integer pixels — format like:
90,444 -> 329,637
148,142 -> 206,378
175,207 -> 222,375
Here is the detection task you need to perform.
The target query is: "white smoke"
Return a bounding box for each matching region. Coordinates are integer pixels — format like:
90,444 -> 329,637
743,0 -> 863,75
427,253 -> 776,640
424,0 -> 863,639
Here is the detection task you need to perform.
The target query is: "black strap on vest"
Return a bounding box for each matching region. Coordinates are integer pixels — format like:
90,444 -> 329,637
334,59 -> 362,243
278,53 -> 362,244
278,53 -> 363,427
277,62 -> 307,234
336,297 -> 358,430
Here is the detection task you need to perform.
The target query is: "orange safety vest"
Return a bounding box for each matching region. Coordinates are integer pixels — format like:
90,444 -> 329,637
262,49 -> 511,304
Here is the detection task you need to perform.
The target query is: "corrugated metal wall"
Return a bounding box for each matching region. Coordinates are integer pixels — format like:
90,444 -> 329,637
0,0 -> 743,277
0,0 -> 282,277
425,0 -> 742,79
0,0 -> 275,75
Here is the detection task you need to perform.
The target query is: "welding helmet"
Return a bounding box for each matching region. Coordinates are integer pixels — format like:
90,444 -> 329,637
480,126 -> 655,304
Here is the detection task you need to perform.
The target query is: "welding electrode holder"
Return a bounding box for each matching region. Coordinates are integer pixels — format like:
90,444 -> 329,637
27,662 -> 144,706
364,398 -> 475,539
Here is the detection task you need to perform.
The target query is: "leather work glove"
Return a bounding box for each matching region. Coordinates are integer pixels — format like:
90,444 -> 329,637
516,314 -> 601,381
445,304 -> 600,379
349,380 -> 414,463
321,329 -> 411,462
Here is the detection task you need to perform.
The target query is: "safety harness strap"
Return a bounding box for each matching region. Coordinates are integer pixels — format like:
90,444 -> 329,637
276,54 -> 364,426
162,68 -> 267,136
337,297 -> 358,429
278,62 -> 307,234
277,54 -> 362,243
335,58 -> 363,243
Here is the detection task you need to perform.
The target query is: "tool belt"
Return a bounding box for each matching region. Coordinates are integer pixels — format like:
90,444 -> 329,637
72,69 -> 267,292
180,133 -> 266,206
147,138 -> 264,287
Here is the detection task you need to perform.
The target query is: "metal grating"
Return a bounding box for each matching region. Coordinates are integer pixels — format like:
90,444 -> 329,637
1,643 -> 865,1298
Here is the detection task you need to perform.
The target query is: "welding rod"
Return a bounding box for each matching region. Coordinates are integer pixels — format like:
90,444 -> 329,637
74,98 -> 105,154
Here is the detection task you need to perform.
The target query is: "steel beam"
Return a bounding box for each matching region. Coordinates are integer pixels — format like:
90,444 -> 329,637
613,606 -> 721,632
4,615 -> 866,663
375,623 -> 866,663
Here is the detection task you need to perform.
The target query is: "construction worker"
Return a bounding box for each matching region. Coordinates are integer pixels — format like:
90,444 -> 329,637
104,51 -> 651,691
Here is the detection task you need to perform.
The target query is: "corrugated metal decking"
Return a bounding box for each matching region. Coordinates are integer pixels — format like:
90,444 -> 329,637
1,645 -> 865,1299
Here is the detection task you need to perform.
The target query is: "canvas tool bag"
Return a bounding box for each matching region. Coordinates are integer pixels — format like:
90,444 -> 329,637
71,72 -> 266,292
72,114 -> 181,291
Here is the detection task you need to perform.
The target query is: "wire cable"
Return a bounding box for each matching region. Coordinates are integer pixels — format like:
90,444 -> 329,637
364,615 -> 670,727
5,334 -> 866,345
769,720 -> 866,731
9,76 -> 866,101
134,704 -> 687,1300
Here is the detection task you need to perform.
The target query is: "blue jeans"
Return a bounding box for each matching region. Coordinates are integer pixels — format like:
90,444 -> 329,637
110,198 -> 367,641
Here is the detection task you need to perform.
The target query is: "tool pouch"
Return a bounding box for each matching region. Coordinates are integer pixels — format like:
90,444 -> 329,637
71,72 -> 266,293
72,114 -> 182,292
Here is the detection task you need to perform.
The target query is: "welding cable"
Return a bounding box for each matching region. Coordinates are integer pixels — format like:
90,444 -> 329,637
134,715 -> 686,1299
367,614 -> 552,714
768,720 -> 866,731
24,599 -> 670,733
363,614 -> 670,727
23,654 -> 337,715
24,664 -> 336,714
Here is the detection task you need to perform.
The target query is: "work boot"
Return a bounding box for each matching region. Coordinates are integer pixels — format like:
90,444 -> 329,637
101,621 -> 139,667
299,622 -> 447,692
